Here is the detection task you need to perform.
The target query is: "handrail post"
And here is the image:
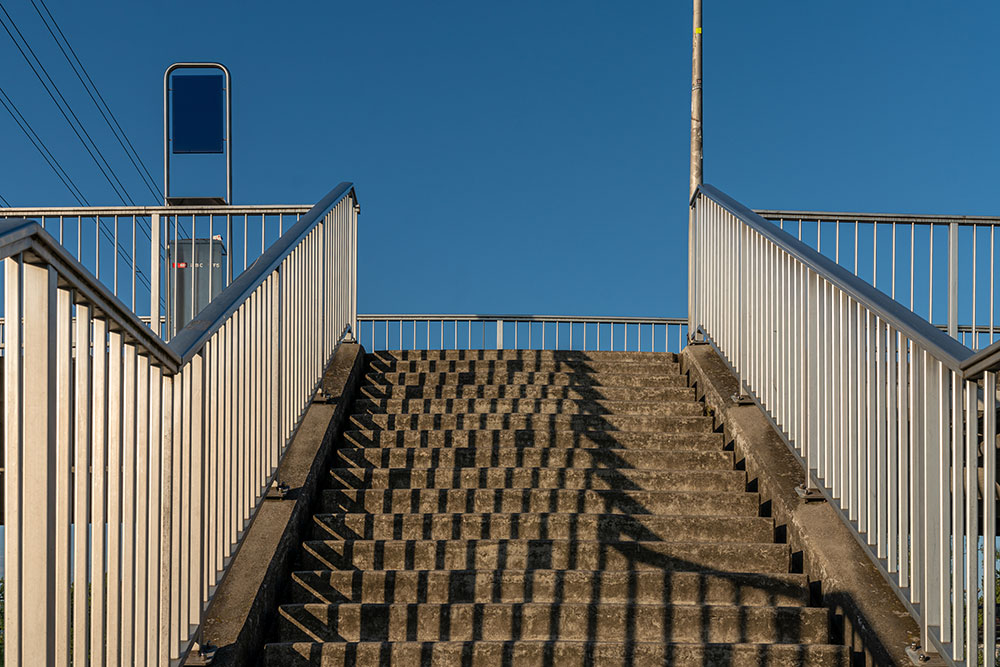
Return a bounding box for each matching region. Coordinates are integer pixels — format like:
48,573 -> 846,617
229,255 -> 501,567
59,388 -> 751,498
947,220 -> 958,340
496,319 -> 503,350
151,212 -> 161,337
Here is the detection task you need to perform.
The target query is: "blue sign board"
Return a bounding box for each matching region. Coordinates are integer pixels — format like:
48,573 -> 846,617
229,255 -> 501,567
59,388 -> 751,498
171,75 -> 224,154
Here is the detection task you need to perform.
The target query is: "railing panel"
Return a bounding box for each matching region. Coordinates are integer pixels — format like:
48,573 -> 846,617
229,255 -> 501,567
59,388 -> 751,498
358,314 -> 689,353
758,208 -> 1000,350
693,185 -> 1000,665
0,182 -> 357,663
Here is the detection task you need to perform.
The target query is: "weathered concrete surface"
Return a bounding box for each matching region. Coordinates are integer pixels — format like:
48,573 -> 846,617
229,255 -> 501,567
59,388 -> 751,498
186,343 -> 364,667
681,343 -> 919,666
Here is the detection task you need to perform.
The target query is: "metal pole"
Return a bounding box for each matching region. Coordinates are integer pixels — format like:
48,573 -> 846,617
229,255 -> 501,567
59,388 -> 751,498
687,0 -> 704,343
690,0 -> 703,199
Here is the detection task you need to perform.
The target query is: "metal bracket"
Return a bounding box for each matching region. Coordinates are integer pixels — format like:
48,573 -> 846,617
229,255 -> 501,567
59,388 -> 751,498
186,642 -> 218,665
905,644 -> 946,665
794,484 -> 826,502
267,480 -> 290,500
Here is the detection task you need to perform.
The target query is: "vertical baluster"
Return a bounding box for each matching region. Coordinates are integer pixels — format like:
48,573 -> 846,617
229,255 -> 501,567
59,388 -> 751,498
135,355 -> 150,662
106,330 -> 124,665
73,303 -> 91,667
951,369 -> 964,652
886,328 -> 898,570
965,378 -> 980,664
985,372 -> 998,665
55,287 -> 73,666
897,333 -> 909,588
91,316 -> 109,667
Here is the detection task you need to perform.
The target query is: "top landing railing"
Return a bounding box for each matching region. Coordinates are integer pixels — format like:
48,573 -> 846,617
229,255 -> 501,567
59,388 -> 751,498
692,184 -> 1000,666
755,208 -> 1000,350
357,314 -> 688,353
0,202 -> 312,340
0,182 -> 358,665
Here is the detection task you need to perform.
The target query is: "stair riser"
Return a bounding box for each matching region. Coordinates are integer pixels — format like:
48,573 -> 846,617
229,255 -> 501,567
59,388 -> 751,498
347,414 -> 711,433
365,372 -> 689,388
276,603 -> 828,644
358,384 -> 695,402
297,540 -> 788,574
366,360 -> 681,376
331,447 -> 733,471
287,569 -> 808,606
319,489 -> 760,517
264,641 -> 847,667
325,468 -> 744,493
352,398 -> 703,417
309,513 -> 772,543
342,430 -> 724,450
368,350 -> 680,363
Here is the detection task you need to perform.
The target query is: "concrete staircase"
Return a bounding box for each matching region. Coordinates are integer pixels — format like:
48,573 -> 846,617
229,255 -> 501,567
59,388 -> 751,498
263,350 -> 848,666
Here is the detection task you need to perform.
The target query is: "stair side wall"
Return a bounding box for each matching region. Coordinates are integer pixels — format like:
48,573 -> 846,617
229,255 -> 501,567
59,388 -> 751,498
681,343 -> 919,667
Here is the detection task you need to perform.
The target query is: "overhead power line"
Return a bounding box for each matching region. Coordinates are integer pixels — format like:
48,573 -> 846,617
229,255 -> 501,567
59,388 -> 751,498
30,0 -> 163,202
0,192 -> 10,207
0,86 -> 153,292
0,83 -> 89,205
0,1 -> 138,206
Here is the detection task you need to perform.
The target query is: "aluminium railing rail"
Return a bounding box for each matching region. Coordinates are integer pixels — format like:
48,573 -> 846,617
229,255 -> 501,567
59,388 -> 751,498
755,208 -> 1000,350
357,313 -> 688,353
0,203 -> 312,338
692,183 -> 1000,666
1,181 -> 358,665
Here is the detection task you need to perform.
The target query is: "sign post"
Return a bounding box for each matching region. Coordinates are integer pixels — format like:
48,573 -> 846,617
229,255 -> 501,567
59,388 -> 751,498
163,62 -> 232,206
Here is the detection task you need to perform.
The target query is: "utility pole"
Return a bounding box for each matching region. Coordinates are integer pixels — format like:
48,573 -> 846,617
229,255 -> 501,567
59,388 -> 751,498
687,0 -> 704,344
690,0 -> 703,198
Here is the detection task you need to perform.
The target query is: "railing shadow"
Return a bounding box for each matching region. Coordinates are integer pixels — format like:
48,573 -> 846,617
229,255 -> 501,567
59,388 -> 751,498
277,350 -> 864,666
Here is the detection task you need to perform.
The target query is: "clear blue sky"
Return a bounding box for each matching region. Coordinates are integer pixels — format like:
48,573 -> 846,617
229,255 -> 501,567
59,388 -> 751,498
1,1 -> 998,319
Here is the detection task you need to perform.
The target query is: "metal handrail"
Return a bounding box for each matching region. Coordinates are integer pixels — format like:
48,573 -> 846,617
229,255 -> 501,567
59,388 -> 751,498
170,182 -> 357,363
693,183 -> 997,665
703,184 -> 973,371
360,313 -> 683,324
358,314 -> 688,353
1,181 -> 359,664
0,204 -> 310,216
756,208 -> 1000,226
0,218 -> 179,368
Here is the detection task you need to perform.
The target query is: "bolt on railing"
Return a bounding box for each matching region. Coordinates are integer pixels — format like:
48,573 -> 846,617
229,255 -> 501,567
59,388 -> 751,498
0,182 -> 358,665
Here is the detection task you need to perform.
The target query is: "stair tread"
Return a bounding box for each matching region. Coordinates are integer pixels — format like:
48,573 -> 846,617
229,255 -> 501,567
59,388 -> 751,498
274,602 -> 831,644
286,568 -> 809,606
325,467 -> 745,492
264,348 -> 847,665
341,429 -> 724,450
331,447 -> 733,469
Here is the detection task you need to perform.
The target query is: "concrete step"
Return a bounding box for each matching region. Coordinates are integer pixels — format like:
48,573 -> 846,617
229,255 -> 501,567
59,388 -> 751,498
318,488 -> 760,516
308,512 -> 773,543
341,429 -> 724,451
368,350 -> 680,363
264,640 -> 847,666
274,603 -> 828,644
346,413 -> 711,433
364,371 -> 689,388
331,446 -> 733,471
357,382 -> 695,402
325,467 -> 745,493
297,538 -> 787,573
286,568 -> 808,606
352,397 -> 703,417
365,359 -> 681,376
